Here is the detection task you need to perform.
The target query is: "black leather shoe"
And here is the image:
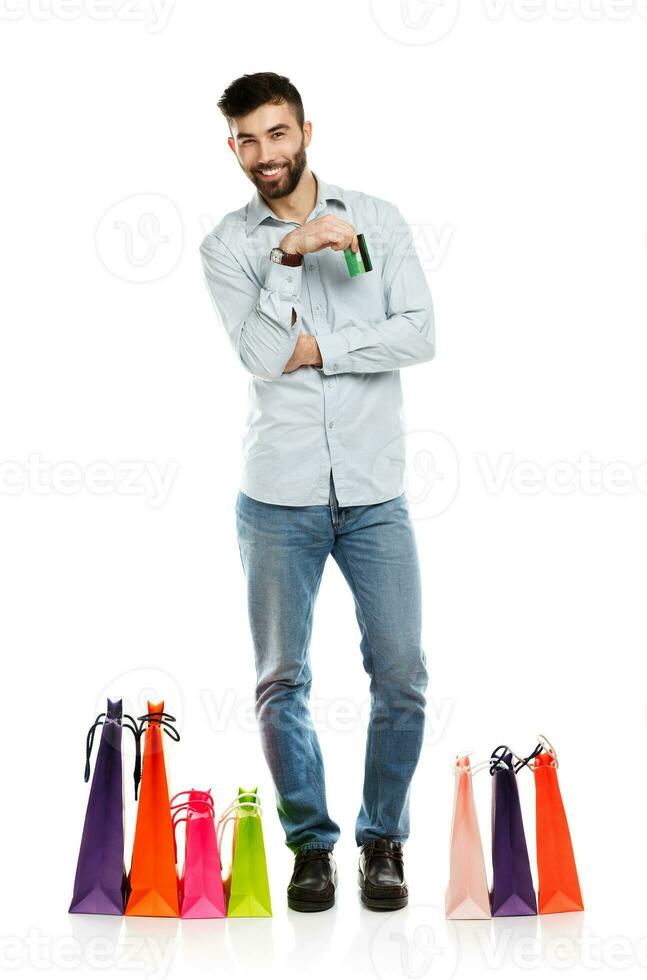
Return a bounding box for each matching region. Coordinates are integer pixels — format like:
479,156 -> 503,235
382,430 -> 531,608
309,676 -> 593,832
287,847 -> 337,912
358,839 -> 408,911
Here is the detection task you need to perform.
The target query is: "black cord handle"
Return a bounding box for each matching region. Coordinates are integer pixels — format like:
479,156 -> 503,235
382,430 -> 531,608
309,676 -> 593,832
83,710 -> 143,799
131,711 -> 181,792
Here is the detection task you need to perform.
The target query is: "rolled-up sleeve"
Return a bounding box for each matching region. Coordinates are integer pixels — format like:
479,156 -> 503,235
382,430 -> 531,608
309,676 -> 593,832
316,204 -> 435,375
200,233 -> 302,381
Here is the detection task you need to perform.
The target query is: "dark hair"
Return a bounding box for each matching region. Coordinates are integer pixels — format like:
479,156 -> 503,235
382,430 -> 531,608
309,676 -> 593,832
217,72 -> 304,129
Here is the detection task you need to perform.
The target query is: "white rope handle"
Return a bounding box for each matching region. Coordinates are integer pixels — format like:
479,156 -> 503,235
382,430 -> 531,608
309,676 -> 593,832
536,733 -> 558,764
509,735 -> 559,771
454,753 -> 503,776
216,792 -> 263,852
216,813 -> 237,854
506,745 -> 530,767
455,736 -> 559,777
216,805 -> 263,853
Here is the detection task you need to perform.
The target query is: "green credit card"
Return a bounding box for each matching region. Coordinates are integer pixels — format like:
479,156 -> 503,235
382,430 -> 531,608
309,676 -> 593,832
344,233 -> 373,277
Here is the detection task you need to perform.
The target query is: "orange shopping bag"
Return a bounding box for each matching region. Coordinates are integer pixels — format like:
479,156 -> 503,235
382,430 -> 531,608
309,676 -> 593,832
125,701 -> 181,917
526,734 -> 584,914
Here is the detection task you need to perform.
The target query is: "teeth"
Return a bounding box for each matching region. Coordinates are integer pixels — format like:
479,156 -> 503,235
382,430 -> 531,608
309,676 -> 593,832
260,167 -> 281,175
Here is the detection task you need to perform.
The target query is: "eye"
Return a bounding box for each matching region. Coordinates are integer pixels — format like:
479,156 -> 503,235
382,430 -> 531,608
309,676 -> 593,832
272,132 -> 284,139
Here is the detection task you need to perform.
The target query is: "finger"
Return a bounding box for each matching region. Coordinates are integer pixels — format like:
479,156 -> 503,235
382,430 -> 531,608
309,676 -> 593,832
332,218 -> 358,252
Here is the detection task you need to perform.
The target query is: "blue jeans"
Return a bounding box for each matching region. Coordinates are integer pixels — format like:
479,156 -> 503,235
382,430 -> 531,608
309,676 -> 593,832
235,470 -> 428,854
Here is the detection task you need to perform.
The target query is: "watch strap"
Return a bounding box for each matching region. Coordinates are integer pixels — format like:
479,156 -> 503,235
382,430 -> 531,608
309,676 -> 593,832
272,248 -> 303,267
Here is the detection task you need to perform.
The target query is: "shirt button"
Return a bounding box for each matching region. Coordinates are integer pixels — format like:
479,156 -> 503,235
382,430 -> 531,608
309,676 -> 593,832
286,276 -> 293,283
308,264 -> 315,271
328,421 -> 334,429
327,381 -> 333,388
333,362 -> 339,370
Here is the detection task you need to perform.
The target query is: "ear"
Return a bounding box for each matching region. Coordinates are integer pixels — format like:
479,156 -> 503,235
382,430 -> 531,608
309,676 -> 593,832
227,136 -> 236,154
303,120 -> 312,149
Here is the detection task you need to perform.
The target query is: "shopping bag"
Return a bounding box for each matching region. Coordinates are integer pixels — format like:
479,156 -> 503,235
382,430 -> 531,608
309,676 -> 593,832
69,698 -> 139,914
445,754 -> 491,919
172,789 -> 226,919
528,736 -> 584,914
125,701 -> 180,917
218,788 -> 272,917
489,745 -> 537,916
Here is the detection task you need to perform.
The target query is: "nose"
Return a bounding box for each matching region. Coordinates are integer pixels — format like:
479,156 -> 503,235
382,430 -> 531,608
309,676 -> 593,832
257,144 -> 283,166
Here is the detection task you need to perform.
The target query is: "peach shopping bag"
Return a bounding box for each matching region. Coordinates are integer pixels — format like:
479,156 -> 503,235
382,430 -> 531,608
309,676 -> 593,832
445,754 -> 491,919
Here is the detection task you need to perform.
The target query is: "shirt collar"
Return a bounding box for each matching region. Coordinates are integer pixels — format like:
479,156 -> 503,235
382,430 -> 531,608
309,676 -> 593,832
245,170 -> 346,235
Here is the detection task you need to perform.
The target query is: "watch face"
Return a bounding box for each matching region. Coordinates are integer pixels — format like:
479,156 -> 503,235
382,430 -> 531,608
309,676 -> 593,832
270,247 -> 301,267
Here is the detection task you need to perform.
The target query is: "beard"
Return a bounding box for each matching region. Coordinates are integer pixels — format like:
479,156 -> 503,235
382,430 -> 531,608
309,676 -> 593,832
250,138 -> 308,200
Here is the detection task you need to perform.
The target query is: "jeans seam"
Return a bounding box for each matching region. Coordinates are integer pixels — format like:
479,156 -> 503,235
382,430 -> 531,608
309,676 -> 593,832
332,539 -> 384,845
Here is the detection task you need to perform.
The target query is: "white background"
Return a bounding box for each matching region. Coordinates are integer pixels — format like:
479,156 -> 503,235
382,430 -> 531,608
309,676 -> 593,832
1,1 -> 647,978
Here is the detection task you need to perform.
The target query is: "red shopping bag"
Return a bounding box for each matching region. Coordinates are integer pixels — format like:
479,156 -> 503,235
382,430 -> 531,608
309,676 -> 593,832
528,736 -> 584,914
125,701 -> 180,917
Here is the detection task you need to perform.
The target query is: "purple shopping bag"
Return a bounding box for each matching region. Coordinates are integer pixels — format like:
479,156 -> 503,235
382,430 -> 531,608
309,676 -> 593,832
489,746 -> 537,917
69,698 -> 139,914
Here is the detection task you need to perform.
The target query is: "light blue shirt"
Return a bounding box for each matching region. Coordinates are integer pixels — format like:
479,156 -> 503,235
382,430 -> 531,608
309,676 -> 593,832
199,171 -> 436,506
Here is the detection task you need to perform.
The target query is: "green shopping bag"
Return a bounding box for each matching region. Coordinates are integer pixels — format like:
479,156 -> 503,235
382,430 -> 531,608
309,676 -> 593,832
217,788 -> 272,917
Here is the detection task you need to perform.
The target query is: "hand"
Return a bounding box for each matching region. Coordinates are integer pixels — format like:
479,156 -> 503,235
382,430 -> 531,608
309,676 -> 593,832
283,333 -> 323,373
280,216 -> 359,257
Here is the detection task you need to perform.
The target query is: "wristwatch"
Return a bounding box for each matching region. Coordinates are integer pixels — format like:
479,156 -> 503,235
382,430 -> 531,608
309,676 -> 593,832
270,247 -> 303,267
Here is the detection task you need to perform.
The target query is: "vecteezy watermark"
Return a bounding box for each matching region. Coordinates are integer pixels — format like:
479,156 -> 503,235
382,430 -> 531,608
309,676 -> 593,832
200,689 -> 454,745
369,0 -> 647,46
475,451 -> 647,496
93,668 -> 184,768
96,193 -> 183,282
97,667 -> 184,722
361,219 -> 454,273
0,0 -> 175,31
372,431 -> 460,522
370,0 -> 461,46
0,454 -> 178,507
0,929 -> 178,978
476,925 -> 647,971
480,0 -> 647,22
370,904 -> 459,980
198,213 -> 455,273
411,223 -> 455,273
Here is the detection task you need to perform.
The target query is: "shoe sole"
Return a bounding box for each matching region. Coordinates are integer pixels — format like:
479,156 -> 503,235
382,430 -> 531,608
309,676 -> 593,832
287,895 -> 336,913
358,870 -> 408,911
288,871 -> 338,913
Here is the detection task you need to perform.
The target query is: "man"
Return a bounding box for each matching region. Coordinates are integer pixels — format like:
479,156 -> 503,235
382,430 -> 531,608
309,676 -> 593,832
200,72 -> 435,913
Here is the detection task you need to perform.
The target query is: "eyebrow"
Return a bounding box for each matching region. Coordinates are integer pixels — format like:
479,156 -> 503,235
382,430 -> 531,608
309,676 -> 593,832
235,123 -> 291,141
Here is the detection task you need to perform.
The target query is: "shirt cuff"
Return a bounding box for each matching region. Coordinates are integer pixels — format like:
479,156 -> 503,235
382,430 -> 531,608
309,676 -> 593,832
264,259 -> 303,297
317,331 -> 351,375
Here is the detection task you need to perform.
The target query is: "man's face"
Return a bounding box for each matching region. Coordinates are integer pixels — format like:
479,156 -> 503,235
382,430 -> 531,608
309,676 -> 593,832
228,101 -> 310,200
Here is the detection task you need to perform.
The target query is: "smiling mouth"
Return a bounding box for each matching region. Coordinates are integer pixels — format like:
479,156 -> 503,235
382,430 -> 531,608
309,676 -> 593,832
256,165 -> 285,180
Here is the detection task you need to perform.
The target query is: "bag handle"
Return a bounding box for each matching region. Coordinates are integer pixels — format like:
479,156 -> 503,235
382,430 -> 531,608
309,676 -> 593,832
453,752 -> 506,776
170,790 -> 216,863
131,711 -> 181,795
83,711 -> 142,799
216,791 -> 263,853
488,744 -> 517,773
510,734 -> 558,773
170,794 -> 215,821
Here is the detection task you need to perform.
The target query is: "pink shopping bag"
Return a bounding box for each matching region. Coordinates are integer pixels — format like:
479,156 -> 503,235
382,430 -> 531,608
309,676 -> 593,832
445,754 -> 492,919
172,789 -> 226,919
